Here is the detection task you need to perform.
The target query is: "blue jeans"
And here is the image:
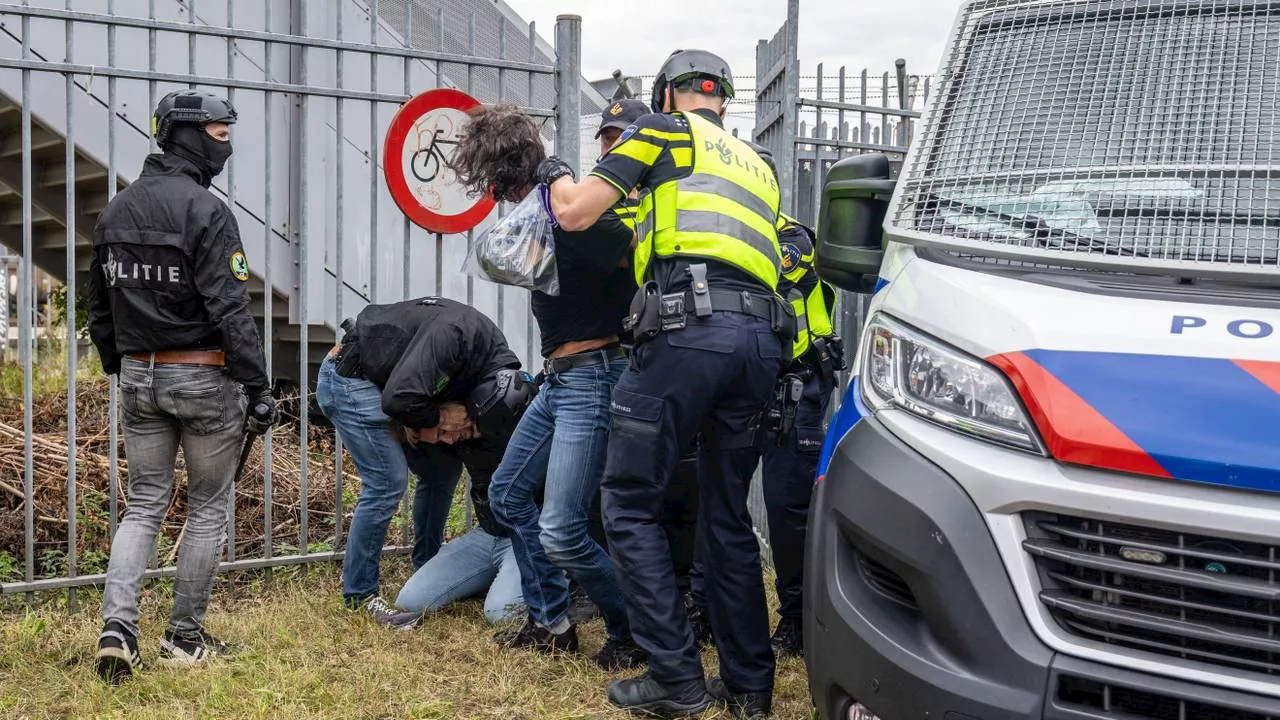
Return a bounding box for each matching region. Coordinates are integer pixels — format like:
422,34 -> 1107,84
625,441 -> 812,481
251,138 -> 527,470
315,357 -> 460,603
395,527 -> 524,623
489,355 -> 631,639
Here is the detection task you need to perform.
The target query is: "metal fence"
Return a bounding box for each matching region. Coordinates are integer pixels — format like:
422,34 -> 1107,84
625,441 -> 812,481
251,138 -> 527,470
0,0 -> 579,603
745,0 -> 930,542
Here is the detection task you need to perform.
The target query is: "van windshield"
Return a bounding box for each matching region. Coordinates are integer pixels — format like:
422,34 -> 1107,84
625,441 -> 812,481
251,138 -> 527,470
898,1 -> 1280,269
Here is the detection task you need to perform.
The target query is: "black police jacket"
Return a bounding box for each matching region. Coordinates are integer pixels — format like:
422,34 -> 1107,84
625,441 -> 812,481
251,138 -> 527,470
86,153 -> 270,392
347,296 -> 520,430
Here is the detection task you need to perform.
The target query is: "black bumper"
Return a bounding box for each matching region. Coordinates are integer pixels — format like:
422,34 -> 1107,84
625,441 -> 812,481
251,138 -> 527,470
805,416 -> 1280,720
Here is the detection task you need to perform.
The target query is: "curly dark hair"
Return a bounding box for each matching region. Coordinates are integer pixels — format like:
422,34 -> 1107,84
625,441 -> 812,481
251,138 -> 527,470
452,104 -> 546,203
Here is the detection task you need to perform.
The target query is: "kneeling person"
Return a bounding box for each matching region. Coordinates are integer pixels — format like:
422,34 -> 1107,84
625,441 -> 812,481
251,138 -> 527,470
316,296 -> 534,617
374,396 -> 531,630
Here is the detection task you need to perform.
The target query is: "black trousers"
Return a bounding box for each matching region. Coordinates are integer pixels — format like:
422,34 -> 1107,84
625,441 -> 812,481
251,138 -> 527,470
602,312 -> 783,695
588,443 -> 699,596
761,370 -> 833,621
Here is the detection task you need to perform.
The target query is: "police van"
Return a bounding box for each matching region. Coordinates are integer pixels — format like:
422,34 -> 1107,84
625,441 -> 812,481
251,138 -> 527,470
806,1 -> 1280,718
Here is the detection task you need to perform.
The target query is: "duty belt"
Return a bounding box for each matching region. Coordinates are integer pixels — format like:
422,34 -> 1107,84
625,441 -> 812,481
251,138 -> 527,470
659,288 -> 787,332
542,345 -> 628,375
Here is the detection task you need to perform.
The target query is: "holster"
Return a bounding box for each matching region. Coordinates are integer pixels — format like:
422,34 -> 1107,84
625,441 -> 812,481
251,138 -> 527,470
622,281 -> 663,350
765,373 -> 805,447
333,319 -> 363,379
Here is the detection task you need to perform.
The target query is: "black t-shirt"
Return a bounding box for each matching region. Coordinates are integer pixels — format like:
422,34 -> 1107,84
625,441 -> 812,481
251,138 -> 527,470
530,213 -> 635,357
590,108 -> 773,296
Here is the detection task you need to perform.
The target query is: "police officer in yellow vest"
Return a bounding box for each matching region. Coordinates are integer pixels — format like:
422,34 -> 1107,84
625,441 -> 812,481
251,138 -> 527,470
539,49 -> 792,719
765,204 -> 846,659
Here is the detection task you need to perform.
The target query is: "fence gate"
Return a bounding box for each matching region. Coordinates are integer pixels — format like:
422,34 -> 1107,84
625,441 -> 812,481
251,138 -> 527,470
0,0 -> 580,604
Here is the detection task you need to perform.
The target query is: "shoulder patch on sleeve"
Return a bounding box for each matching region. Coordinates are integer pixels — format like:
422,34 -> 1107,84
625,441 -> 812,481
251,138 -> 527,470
617,125 -> 638,144
229,251 -> 250,281
780,243 -> 801,272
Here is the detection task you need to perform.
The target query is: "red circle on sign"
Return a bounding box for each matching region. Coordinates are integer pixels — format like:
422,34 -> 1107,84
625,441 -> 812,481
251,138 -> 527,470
383,88 -> 496,234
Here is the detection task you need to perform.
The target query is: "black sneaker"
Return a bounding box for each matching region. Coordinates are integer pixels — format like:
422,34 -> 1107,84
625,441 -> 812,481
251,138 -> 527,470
607,674 -> 714,718
592,636 -> 647,671
707,676 -> 773,719
497,617 -> 579,654
568,583 -> 601,624
158,628 -> 230,666
686,600 -> 713,649
770,617 -> 803,658
373,607 -> 424,632
95,621 -> 142,683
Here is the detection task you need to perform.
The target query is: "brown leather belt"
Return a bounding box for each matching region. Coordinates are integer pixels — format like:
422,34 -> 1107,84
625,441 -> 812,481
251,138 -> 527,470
128,350 -> 226,367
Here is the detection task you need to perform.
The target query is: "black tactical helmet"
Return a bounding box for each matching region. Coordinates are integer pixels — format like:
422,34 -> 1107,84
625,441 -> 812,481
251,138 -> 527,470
152,90 -> 237,146
650,49 -> 735,113
468,369 -> 537,438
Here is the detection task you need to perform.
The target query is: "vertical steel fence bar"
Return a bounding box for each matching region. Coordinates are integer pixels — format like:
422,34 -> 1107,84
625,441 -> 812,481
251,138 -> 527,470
65,1 -> 80,612
368,0 -> 379,304
781,0 -> 799,213
187,0 -> 197,88
495,19 -> 506,338
107,0 -> 120,542
20,2 -> 35,605
225,0 -> 237,563
464,12 -> 475,312
526,20 -> 537,368
145,0 -> 159,575
860,69 -> 868,158
881,72 -> 890,149
332,0 -> 345,556
838,66 -> 847,159
811,63 -> 824,227
262,0 -> 275,563
553,15 -> 581,176
298,4 -> 310,559
401,2 -> 413,301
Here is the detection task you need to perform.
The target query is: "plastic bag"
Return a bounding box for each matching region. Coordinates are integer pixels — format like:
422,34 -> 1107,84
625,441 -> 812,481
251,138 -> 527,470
463,184 -> 560,295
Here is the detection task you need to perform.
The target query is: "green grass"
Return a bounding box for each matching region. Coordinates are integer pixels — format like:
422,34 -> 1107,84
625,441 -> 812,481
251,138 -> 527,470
0,560 -> 815,719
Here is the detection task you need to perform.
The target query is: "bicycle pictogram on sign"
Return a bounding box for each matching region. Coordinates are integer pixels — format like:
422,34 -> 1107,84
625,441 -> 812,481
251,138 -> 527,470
383,88 -> 495,234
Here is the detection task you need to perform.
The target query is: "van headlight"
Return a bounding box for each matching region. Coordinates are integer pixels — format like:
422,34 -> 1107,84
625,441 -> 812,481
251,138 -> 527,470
862,314 -> 1043,453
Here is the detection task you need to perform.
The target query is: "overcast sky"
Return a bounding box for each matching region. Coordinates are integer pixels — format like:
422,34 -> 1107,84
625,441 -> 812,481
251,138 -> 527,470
505,0 -> 958,100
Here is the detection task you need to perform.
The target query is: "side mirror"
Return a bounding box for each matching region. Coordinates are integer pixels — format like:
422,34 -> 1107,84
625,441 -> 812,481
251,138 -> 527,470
815,154 -> 896,293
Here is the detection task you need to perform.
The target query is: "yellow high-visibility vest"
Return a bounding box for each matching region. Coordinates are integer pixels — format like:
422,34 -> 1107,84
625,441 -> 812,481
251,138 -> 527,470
632,112 -> 782,289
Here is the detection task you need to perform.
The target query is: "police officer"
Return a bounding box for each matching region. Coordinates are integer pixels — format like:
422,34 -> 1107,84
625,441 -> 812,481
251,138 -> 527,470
581,98 -> 703,628
542,49 -> 791,718
763,195 -> 844,657
315,296 -> 535,618
87,90 -> 276,682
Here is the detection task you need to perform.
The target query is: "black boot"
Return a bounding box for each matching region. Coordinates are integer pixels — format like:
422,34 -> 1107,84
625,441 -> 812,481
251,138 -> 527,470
496,616 -> 579,655
607,674 -> 714,718
708,675 -> 772,719
592,636 -> 647,671
769,616 -> 803,658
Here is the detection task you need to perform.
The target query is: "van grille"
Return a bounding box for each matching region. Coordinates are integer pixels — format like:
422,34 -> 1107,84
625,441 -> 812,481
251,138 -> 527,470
1023,513 -> 1280,677
1056,675 -> 1280,719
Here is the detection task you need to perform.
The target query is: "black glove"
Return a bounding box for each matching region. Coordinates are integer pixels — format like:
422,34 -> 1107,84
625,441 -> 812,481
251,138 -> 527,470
535,156 -> 575,186
244,388 -> 278,435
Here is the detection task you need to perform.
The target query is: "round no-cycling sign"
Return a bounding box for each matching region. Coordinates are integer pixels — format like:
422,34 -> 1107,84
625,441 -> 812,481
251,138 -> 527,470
383,88 -> 496,234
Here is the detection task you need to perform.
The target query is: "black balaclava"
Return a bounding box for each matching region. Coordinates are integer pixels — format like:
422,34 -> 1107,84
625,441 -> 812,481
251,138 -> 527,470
164,124 -> 233,187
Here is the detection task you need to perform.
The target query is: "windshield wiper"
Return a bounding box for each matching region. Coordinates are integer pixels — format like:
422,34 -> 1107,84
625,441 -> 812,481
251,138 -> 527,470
916,192 -> 1149,258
